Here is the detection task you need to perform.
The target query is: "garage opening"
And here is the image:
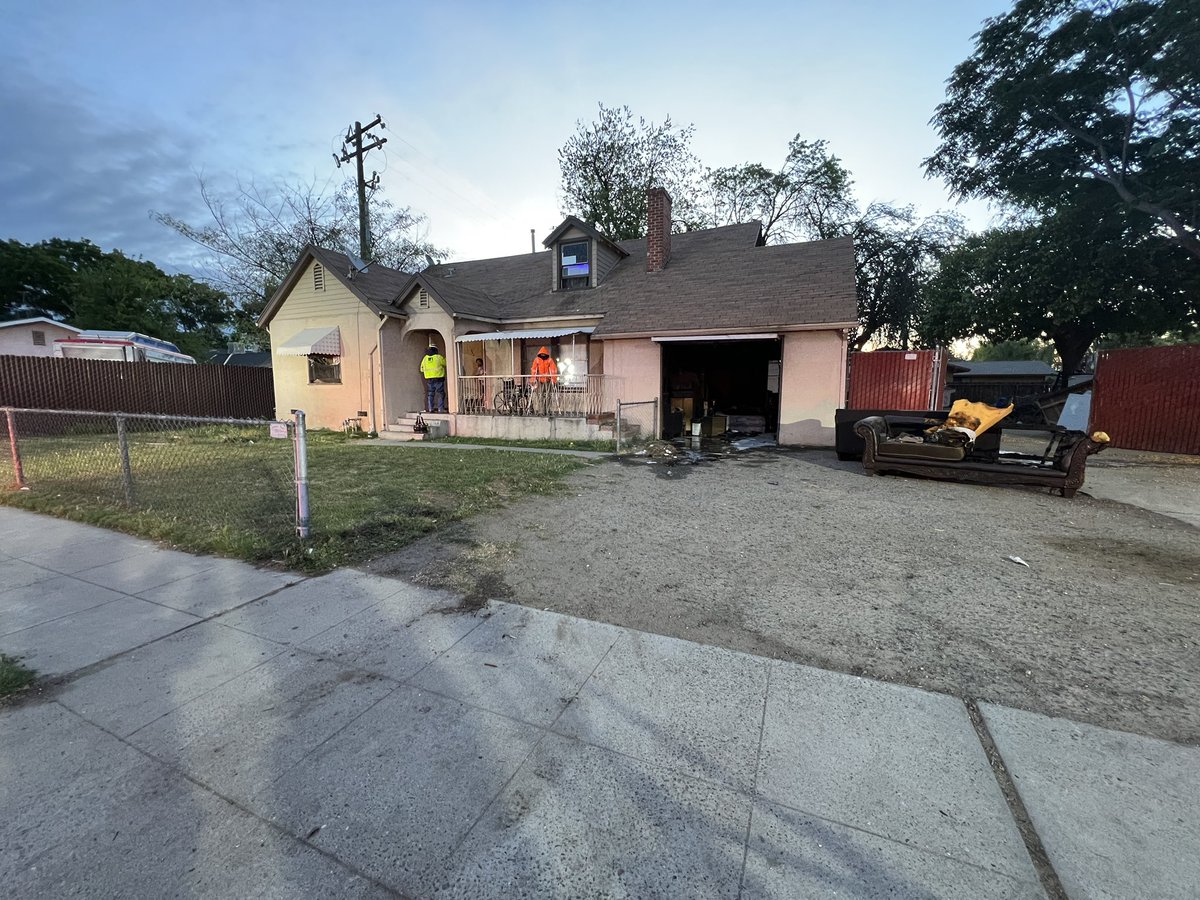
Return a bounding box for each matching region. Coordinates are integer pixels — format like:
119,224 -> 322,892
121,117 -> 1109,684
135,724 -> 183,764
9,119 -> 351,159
658,337 -> 782,439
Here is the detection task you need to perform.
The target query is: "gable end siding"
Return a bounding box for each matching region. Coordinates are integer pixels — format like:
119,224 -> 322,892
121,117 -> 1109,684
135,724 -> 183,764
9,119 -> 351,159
273,259 -> 362,322
594,242 -> 621,286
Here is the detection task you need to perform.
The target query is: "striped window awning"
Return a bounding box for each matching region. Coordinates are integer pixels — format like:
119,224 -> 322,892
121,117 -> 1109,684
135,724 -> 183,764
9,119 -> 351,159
277,326 -> 342,356
454,327 -> 595,343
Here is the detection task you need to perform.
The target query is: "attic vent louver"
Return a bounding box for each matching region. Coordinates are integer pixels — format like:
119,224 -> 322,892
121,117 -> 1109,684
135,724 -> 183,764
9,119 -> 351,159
313,263 -> 325,291
418,289 -> 430,309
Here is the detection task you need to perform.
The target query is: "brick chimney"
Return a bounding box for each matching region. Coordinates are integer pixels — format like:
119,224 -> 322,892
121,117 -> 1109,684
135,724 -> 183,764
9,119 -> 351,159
646,187 -> 672,272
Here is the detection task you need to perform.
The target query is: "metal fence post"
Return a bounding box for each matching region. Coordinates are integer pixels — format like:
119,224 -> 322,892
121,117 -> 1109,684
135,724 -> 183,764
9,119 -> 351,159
291,409 -> 311,538
615,401 -> 623,454
114,414 -> 135,505
653,398 -> 659,440
4,408 -> 25,489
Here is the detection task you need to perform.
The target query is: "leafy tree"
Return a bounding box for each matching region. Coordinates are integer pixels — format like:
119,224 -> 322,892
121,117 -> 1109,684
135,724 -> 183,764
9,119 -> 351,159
922,198 -> 1198,377
1,238 -> 103,321
970,339 -> 1057,363
0,238 -> 234,358
927,0 -> 1200,260
1095,327 -> 1199,348
703,136 -> 857,243
558,104 -> 705,239
154,176 -> 443,346
558,109 -> 966,348
850,204 -> 966,349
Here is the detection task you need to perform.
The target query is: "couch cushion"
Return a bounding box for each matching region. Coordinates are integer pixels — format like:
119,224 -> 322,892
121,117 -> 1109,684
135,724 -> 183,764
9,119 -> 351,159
876,440 -> 967,461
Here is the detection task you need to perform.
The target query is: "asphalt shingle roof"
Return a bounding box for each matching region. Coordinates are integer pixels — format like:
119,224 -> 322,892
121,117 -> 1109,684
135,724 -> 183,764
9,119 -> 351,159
951,360 -> 1058,377
308,246 -> 413,316
269,223 -> 857,333
417,223 -> 856,334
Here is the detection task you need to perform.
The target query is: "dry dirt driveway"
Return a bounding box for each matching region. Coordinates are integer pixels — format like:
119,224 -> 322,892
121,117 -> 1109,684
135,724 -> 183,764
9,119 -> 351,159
367,448 -> 1200,745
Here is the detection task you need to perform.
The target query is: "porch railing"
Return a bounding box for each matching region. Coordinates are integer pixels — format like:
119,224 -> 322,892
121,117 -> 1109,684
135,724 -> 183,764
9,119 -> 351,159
456,374 -> 620,418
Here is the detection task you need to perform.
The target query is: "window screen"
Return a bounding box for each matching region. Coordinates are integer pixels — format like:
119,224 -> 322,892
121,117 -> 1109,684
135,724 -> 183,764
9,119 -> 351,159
308,354 -> 341,384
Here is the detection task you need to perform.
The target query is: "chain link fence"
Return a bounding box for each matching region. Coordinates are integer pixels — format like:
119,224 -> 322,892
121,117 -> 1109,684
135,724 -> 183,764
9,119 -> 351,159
615,399 -> 659,453
0,407 -> 309,547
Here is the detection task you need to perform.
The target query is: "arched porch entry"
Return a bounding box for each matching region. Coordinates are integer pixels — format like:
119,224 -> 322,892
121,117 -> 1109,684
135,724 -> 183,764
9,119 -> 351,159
382,324 -> 451,422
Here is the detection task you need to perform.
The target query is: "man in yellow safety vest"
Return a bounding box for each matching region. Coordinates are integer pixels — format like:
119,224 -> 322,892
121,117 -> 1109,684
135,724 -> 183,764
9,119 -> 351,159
420,345 -> 447,413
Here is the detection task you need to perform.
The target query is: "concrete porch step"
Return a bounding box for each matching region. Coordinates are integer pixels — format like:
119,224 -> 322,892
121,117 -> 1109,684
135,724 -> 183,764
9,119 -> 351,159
378,427 -> 427,442
382,412 -> 451,441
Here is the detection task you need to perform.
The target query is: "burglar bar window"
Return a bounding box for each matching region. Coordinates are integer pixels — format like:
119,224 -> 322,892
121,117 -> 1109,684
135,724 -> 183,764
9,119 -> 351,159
308,354 -> 341,384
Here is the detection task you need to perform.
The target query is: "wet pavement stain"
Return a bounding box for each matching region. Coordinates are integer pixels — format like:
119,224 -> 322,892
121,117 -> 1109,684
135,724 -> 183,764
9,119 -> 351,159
617,435 -> 780,479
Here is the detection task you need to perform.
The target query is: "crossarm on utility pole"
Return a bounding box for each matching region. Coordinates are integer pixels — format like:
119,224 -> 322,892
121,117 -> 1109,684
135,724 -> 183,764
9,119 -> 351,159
336,114 -> 388,261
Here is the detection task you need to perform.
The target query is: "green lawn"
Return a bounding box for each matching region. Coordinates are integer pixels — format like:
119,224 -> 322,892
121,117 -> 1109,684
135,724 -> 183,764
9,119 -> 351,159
0,427 -> 584,573
0,654 -> 36,698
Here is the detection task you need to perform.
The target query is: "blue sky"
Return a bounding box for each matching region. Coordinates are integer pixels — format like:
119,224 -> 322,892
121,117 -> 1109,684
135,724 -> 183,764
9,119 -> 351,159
0,0 -> 1009,272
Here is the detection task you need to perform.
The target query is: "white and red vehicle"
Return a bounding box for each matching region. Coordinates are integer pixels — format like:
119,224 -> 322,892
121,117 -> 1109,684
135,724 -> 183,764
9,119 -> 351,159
52,331 -> 196,364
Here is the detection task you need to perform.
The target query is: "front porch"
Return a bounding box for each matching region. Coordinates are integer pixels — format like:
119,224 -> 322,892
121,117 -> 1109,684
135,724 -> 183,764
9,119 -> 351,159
380,410 -> 614,443
379,374 -> 620,442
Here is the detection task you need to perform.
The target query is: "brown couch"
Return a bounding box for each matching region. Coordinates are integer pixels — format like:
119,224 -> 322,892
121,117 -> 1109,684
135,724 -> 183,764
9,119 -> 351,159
853,416 -> 1110,498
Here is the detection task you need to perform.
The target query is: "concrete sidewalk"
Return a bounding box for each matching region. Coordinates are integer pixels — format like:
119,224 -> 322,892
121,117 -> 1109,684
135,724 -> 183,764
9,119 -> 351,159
1,508 -> 1197,899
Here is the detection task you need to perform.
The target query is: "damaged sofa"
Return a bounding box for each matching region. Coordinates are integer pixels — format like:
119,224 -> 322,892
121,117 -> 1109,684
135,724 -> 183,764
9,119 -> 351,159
853,400 -> 1110,498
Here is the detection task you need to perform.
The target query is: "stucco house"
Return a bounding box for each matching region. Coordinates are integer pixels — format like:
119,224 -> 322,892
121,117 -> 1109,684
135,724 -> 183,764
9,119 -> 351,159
260,188 -> 857,445
0,317 -> 82,358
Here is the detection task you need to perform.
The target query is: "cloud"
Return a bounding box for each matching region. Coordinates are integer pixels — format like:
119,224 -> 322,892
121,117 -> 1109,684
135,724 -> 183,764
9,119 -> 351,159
0,63 -> 210,269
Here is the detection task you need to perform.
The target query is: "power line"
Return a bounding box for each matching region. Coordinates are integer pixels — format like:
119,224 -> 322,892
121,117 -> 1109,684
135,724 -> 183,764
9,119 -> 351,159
380,123 -> 506,223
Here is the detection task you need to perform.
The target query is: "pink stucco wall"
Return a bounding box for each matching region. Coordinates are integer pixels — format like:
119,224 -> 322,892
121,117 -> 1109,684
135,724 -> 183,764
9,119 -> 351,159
778,330 -> 847,447
602,338 -> 660,403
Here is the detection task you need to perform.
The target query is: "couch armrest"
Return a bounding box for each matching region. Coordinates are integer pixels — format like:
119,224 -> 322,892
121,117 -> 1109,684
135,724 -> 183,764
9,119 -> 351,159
854,416 -> 890,445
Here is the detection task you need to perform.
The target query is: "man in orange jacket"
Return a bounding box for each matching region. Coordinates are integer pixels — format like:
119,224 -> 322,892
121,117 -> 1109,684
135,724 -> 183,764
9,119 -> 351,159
530,346 -> 558,413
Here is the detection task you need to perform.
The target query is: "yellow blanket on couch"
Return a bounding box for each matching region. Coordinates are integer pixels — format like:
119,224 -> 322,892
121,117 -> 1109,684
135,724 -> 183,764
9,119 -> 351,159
926,399 -> 1014,440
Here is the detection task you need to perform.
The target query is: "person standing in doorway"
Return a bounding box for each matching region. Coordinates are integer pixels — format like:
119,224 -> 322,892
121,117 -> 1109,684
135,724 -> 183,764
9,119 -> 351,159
420,344 -> 447,413
530,345 -> 558,414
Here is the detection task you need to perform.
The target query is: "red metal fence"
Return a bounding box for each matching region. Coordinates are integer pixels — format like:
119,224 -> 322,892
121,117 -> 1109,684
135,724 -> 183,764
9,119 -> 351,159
847,349 -> 947,410
0,355 -> 275,419
1091,345 -> 1200,455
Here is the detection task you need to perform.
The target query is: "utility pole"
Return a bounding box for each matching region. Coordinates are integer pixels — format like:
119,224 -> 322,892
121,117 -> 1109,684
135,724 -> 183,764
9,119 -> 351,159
335,115 -> 387,260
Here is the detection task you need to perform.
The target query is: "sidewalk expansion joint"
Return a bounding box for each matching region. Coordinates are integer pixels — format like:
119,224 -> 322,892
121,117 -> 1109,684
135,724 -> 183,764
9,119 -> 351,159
965,698 -> 1068,900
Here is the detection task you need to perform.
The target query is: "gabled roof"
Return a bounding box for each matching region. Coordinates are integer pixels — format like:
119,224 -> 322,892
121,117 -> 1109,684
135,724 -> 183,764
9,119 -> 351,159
393,272 -> 502,321
0,316 -> 81,332
541,216 -> 630,258
258,245 -> 413,327
268,219 -> 858,336
414,221 -> 856,334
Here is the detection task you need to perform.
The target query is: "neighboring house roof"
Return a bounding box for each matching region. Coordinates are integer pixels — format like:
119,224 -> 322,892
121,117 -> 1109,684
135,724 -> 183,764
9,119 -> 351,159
952,360 -> 1057,378
222,351 -> 272,367
0,317 -> 82,332
258,245 -> 414,327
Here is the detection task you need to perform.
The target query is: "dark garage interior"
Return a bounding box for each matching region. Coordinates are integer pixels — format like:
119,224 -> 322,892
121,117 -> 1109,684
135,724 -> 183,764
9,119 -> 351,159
661,338 -> 782,438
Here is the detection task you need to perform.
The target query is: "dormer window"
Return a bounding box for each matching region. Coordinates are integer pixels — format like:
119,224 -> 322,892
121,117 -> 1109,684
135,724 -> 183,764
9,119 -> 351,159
559,241 -> 590,290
